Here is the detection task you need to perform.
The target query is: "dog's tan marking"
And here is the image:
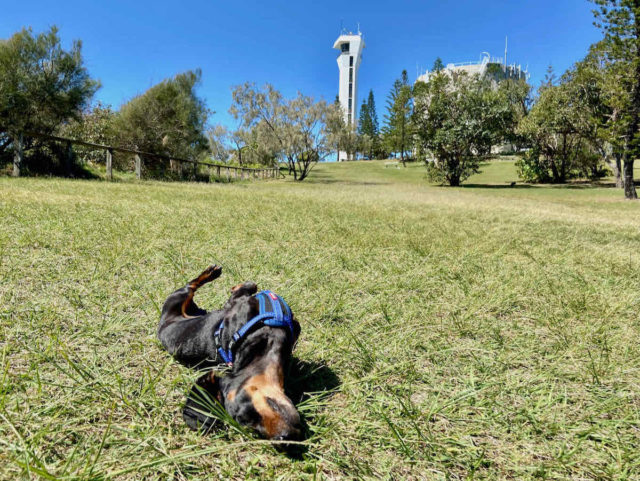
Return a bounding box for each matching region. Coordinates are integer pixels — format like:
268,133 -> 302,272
231,283 -> 244,293
227,389 -> 237,402
243,363 -> 288,438
181,289 -> 196,318
180,266 -> 220,319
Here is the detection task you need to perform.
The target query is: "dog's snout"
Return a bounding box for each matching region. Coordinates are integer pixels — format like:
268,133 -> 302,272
272,425 -> 304,453
274,425 -> 303,442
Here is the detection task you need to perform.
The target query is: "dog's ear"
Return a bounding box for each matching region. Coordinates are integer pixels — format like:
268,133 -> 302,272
230,281 -> 258,297
292,317 -> 301,348
183,372 -> 225,433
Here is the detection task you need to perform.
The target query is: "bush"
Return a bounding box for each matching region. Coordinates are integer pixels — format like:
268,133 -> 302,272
515,149 -> 551,183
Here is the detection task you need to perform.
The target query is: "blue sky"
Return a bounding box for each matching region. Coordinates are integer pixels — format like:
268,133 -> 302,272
3,0 -> 602,129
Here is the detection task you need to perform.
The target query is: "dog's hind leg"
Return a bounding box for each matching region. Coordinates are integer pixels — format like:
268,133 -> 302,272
160,265 -> 222,324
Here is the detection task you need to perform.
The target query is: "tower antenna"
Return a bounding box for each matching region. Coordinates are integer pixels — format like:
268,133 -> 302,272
504,36 -> 508,67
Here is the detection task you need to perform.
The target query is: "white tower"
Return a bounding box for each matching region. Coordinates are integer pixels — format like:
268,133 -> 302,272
334,30 -> 365,161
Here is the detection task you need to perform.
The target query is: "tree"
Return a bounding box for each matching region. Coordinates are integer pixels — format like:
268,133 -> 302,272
358,90 -> 381,159
517,81 -> 589,183
0,27 -> 98,172
358,99 -> 372,158
413,72 -> 511,186
566,45 -> 624,183
58,102 -> 116,165
207,124 -> 230,163
497,78 -> 534,150
112,70 -> 209,172
230,83 -> 333,181
432,57 -> 445,73
382,70 -> 413,164
229,128 -> 248,165
591,0 -> 640,199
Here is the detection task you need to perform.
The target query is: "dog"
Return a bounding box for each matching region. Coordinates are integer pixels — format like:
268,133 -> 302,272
157,265 -> 303,443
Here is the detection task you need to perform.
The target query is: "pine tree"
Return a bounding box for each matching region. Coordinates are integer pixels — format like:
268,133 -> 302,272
382,70 -> 413,164
357,90 -> 380,159
591,0 -> 640,199
366,90 -> 381,158
432,57 -> 445,72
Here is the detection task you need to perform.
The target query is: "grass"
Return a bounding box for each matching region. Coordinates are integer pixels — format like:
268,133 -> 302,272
1,160 -> 639,480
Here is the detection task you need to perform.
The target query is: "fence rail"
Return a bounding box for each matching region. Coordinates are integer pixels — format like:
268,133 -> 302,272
2,128 -> 280,181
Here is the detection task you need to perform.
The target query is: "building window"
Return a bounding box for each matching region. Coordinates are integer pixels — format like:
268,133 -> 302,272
349,84 -> 352,97
349,56 -> 353,66
341,43 -> 349,53
349,68 -> 353,82
348,98 -> 352,111
348,113 -> 351,124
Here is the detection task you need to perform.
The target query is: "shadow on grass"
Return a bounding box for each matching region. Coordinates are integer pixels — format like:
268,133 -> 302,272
286,357 -> 341,405
307,172 -> 388,186
283,357 -> 341,458
460,183 -> 537,189
460,180 -> 630,190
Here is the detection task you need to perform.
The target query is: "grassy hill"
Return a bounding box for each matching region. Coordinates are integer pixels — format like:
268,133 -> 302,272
1,161 -> 639,479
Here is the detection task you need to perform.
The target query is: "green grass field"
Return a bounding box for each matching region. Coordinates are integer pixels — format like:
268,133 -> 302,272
1,160 -> 639,480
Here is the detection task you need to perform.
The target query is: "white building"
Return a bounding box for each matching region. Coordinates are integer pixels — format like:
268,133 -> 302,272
333,31 -> 365,161
417,52 -> 527,85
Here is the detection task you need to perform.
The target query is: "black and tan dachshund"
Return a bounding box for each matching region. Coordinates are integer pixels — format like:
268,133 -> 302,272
157,265 -> 303,442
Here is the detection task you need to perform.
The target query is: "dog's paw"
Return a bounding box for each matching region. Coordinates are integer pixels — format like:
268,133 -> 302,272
191,265 -> 223,287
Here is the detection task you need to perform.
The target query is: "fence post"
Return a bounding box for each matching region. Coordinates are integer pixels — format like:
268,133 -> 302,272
216,165 -> 221,179
106,148 -> 113,181
65,141 -> 73,177
226,167 -> 230,182
193,160 -> 198,179
12,132 -> 23,177
135,154 -> 142,179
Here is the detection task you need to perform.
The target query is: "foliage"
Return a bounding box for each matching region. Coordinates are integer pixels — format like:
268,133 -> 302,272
112,70 -> 209,173
517,60 -> 612,183
432,57 -> 445,72
326,100 -> 358,161
382,70 -> 413,163
230,83 -> 333,180
517,81 -> 583,183
58,102 -> 116,165
591,0 -> 640,198
515,147 -> 552,183
0,26 -> 98,172
357,90 -> 381,159
413,72 -> 513,186
207,124 -> 230,163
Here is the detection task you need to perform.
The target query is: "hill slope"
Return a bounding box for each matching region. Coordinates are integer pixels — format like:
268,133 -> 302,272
1,162 -> 639,479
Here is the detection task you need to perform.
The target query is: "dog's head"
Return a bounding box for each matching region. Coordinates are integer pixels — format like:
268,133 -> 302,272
184,282 -> 302,445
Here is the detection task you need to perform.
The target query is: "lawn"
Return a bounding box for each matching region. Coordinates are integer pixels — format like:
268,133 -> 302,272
1,161 -> 639,480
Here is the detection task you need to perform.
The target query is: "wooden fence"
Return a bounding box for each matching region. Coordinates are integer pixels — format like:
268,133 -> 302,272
4,129 -> 280,181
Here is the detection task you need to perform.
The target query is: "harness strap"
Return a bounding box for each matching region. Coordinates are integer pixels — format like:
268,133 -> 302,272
214,290 -> 297,366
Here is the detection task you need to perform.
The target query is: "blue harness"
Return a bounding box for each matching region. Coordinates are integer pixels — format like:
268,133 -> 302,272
214,290 -> 297,365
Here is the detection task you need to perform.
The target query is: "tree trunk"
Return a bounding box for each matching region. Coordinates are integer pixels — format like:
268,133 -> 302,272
12,132 -> 23,177
606,153 -> 624,188
623,154 -> 637,199
615,154 -> 623,188
550,159 -> 560,183
65,141 -> 73,177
